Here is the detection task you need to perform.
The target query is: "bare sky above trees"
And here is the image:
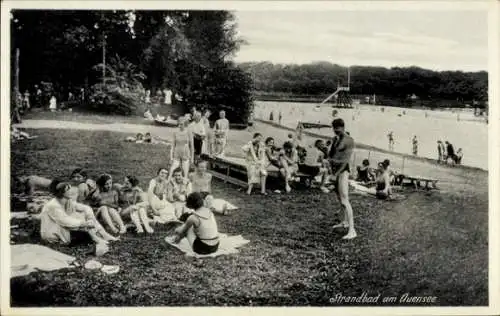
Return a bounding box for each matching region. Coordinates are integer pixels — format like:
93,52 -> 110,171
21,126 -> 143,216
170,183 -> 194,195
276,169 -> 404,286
233,10 -> 488,72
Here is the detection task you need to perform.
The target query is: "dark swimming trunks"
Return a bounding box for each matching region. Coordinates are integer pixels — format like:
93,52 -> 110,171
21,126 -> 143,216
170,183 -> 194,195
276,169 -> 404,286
192,237 -> 219,255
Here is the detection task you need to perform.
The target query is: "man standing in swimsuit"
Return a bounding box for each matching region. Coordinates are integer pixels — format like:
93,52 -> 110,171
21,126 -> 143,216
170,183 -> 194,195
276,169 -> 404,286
328,118 -> 357,240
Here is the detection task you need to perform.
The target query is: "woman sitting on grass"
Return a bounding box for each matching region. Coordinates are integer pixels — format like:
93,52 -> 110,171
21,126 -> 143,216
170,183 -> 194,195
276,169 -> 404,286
167,168 -> 193,219
40,179 -> 118,245
189,160 -> 232,215
242,133 -> 267,195
117,176 -> 154,234
148,168 -> 176,223
173,192 -> 220,255
93,174 -> 127,235
67,168 -> 96,203
279,141 -> 299,193
356,159 -> 375,183
375,160 -> 393,200
169,116 -> 193,179
189,160 -> 212,195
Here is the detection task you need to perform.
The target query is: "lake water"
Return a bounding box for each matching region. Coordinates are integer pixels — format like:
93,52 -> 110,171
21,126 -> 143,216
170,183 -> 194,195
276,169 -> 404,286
254,101 -> 488,170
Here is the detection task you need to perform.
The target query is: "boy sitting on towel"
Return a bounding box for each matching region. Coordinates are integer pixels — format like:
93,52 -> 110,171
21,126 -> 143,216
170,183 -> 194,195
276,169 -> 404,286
173,192 -> 220,255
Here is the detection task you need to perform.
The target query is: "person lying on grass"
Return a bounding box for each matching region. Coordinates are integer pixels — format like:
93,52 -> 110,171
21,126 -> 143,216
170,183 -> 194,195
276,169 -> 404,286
92,174 -> 127,235
125,133 -> 145,143
173,192 -> 220,255
148,168 -> 176,223
279,141 -> 299,193
242,133 -> 268,195
299,140 -> 330,193
189,160 -> 231,216
167,168 -> 193,219
11,126 -> 38,141
375,160 -> 393,200
116,176 -> 154,234
21,168 -> 96,200
40,179 -> 118,245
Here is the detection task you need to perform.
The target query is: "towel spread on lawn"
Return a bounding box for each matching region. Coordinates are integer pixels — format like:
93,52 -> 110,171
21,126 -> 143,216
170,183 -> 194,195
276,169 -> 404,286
165,233 -> 250,258
11,244 -> 77,278
349,180 -> 406,201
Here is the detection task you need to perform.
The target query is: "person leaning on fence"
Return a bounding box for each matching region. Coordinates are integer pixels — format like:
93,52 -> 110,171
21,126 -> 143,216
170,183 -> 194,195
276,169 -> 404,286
242,133 -> 268,195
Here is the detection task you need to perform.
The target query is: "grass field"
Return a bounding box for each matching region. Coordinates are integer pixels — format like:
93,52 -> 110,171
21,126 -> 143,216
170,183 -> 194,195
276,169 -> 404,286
9,123 -> 488,306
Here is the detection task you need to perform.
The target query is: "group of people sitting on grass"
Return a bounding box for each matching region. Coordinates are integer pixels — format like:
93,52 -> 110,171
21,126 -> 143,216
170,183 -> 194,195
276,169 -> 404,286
21,160 -> 230,255
355,158 -> 401,200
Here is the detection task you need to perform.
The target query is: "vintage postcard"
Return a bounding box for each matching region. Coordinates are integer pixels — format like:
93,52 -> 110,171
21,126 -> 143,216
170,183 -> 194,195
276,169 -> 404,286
1,1 -> 499,315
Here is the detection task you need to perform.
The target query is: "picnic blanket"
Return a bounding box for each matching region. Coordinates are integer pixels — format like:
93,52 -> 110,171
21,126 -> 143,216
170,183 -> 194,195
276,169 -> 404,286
165,233 -> 250,258
11,244 -> 77,278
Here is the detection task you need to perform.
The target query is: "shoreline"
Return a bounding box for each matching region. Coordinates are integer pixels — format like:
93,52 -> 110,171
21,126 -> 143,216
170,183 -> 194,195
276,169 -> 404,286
256,119 -> 487,173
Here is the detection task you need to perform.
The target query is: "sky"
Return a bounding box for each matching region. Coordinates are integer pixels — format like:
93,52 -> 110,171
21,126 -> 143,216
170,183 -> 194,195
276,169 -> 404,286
233,10 -> 488,72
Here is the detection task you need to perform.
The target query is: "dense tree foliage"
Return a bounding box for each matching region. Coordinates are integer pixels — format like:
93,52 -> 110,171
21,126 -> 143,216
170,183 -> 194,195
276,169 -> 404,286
11,10 -> 253,123
238,62 -> 488,108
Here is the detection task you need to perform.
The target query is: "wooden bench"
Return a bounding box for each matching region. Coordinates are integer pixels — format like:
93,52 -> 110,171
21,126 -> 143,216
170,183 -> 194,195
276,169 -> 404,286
400,175 -> 438,190
207,155 -> 317,189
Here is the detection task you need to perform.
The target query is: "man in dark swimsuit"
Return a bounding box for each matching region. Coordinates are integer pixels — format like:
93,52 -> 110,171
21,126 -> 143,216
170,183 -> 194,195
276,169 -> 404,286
328,119 -> 357,239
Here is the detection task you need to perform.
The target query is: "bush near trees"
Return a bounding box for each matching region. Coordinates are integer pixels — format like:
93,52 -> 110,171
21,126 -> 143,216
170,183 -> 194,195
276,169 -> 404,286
11,10 -> 253,124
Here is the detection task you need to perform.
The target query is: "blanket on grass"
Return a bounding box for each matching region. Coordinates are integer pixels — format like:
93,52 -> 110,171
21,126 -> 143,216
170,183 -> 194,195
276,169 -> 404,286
165,233 -> 250,258
11,244 -> 76,278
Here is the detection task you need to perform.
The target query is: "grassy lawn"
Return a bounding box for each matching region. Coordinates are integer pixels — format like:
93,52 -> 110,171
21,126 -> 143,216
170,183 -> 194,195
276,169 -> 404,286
10,128 -> 488,306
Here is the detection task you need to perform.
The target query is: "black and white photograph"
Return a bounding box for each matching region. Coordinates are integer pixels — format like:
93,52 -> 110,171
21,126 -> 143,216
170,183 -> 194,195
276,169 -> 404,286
1,0 -> 499,314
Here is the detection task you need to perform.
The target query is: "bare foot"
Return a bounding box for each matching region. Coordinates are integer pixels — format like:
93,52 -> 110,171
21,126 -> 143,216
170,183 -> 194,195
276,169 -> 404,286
118,227 -> 127,234
285,184 -> 291,193
144,225 -> 154,234
342,230 -> 357,240
136,227 -> 144,234
333,222 -> 348,229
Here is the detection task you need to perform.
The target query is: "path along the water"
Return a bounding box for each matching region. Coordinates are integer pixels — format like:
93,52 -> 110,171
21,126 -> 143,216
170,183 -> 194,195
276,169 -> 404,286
15,119 -> 487,194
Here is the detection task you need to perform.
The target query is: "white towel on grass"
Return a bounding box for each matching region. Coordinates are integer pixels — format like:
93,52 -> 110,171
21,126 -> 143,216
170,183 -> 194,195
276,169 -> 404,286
165,233 -> 250,258
11,244 -> 76,278
206,197 -> 239,213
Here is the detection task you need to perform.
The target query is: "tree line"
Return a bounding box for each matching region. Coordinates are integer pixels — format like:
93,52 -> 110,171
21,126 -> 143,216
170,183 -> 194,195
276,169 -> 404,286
10,10 -> 253,123
238,61 -> 488,108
